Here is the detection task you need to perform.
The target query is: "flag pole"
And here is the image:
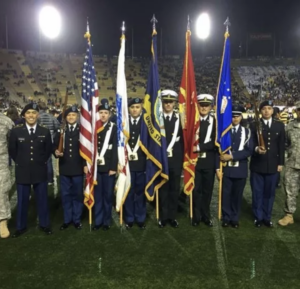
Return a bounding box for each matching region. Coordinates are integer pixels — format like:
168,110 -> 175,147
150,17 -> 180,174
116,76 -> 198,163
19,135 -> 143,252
89,208 -> 92,232
218,161 -> 223,220
119,21 -> 126,229
156,190 -> 159,221
120,203 -> 123,226
217,18 -> 231,221
187,16 -> 194,224
151,14 -> 160,223
190,192 -> 193,223
83,19 -> 93,233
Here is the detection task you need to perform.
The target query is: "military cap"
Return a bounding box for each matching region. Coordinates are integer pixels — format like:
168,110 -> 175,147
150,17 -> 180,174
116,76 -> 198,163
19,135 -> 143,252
197,94 -> 214,104
259,100 -> 273,110
21,103 -> 39,116
98,98 -> 110,111
161,90 -> 178,101
64,106 -> 79,118
232,104 -> 245,116
128,98 -> 143,107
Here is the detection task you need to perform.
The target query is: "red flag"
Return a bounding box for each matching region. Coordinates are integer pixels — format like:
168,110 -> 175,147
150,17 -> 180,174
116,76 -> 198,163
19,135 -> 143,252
179,30 -> 200,195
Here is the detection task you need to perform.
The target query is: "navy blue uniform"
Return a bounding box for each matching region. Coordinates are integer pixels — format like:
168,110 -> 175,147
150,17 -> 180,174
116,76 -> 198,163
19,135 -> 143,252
94,122 -> 118,227
54,124 -> 84,225
250,119 -> 285,222
8,123 -> 52,230
219,126 -> 253,223
159,112 -> 183,221
124,116 -> 147,224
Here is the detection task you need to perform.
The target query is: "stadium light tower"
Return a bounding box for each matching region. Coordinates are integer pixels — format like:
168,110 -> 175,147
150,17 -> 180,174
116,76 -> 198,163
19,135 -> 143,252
196,13 -> 210,40
39,5 -> 61,51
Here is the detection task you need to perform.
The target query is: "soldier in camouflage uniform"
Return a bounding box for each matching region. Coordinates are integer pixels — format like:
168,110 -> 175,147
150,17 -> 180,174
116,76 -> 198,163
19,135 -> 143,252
0,114 -> 14,238
278,101 -> 300,226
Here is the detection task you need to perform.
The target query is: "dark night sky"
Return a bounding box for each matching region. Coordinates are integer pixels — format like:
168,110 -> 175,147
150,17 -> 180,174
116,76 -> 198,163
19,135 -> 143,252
0,0 -> 300,57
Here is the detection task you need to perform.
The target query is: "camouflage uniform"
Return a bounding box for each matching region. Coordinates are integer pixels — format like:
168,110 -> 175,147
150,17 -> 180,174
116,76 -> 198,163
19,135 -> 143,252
0,114 -> 14,220
283,120 -> 300,214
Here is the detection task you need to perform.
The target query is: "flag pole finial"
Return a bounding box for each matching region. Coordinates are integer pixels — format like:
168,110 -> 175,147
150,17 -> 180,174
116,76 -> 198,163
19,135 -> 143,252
224,17 -> 231,33
151,14 -> 158,31
84,18 -> 91,43
121,21 -> 125,35
187,15 -> 191,31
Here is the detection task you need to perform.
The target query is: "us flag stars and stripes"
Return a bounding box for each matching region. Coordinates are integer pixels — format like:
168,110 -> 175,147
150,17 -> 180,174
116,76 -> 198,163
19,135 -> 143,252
79,23 -> 102,213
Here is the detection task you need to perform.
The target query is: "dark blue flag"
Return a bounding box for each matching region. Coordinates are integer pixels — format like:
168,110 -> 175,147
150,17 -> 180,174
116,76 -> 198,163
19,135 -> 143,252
139,29 -> 169,201
216,31 -> 232,154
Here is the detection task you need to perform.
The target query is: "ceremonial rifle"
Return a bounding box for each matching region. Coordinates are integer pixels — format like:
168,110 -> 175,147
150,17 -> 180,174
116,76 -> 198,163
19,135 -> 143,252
251,94 -> 265,149
57,89 -> 69,153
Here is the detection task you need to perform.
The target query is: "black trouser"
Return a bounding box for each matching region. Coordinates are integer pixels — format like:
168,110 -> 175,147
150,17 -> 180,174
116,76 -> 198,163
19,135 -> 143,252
159,167 -> 182,221
193,168 -> 215,222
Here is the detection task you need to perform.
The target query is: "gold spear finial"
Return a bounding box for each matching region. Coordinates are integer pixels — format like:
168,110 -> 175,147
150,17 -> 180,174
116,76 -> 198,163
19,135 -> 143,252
84,18 -> 91,44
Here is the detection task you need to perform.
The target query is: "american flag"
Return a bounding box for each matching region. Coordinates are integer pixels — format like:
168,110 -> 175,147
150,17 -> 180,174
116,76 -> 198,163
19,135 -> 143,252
79,22 -> 102,210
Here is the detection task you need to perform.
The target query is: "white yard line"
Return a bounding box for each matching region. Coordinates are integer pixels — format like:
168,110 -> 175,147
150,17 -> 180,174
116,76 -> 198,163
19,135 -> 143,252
211,182 -> 229,289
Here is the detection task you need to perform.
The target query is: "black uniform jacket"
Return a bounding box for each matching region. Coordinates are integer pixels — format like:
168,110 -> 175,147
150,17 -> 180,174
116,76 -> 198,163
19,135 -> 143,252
9,123 -> 52,184
97,122 -> 118,173
53,124 -> 85,176
250,118 -> 285,174
196,115 -> 217,170
164,112 -> 183,170
128,116 -> 146,172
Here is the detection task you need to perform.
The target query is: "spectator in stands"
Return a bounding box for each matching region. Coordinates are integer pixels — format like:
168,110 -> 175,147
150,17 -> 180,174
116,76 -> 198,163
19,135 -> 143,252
38,102 -> 60,185
6,106 -> 23,125
272,107 -> 280,120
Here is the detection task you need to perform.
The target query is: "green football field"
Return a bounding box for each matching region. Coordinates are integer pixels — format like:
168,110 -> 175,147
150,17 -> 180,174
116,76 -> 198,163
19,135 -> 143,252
1,175 -> 300,289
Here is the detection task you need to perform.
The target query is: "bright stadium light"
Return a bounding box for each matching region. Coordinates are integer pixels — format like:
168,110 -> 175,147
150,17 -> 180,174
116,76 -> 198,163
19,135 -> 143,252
39,6 -> 61,39
196,13 -> 210,40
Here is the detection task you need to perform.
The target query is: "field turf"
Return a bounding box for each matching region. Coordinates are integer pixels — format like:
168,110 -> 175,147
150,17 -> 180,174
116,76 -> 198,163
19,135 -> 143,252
1,175 -> 300,289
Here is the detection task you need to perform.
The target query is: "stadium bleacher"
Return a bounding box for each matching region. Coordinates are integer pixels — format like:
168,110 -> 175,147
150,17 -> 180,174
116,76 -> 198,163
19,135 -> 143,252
2,48 -> 300,111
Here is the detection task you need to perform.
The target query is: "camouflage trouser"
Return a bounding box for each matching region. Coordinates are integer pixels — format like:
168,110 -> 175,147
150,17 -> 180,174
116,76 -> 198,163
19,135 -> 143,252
0,169 -> 12,220
283,166 -> 300,214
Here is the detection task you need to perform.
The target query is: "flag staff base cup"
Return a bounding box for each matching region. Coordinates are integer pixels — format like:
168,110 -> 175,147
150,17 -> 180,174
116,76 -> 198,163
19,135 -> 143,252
156,190 -> 159,222
89,208 -> 92,232
218,161 -> 223,221
190,192 -> 193,225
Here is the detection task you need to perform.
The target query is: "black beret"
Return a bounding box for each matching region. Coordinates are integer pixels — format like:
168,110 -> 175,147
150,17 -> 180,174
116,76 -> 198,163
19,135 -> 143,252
21,103 -> 39,116
98,98 -> 110,111
64,106 -> 79,118
259,100 -> 273,110
232,104 -> 245,116
128,98 -> 143,107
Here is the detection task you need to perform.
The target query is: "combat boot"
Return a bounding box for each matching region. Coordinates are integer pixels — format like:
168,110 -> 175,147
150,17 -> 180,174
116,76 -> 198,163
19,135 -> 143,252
278,214 -> 294,226
0,220 -> 10,238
